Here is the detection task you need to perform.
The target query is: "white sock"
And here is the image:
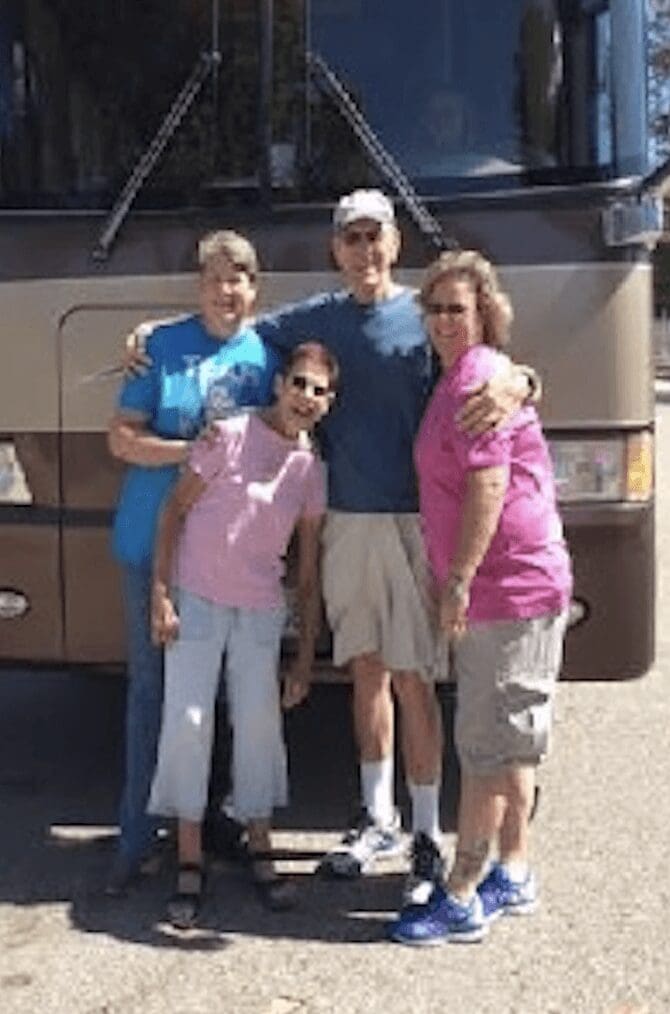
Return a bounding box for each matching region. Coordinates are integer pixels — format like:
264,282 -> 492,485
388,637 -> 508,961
500,859 -> 529,883
408,781 -> 441,845
360,758 -> 395,827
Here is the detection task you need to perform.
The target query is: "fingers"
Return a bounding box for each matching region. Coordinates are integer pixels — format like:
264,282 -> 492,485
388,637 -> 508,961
282,677 -> 310,710
457,396 -> 500,435
122,351 -> 151,378
122,330 -> 152,377
151,606 -> 179,646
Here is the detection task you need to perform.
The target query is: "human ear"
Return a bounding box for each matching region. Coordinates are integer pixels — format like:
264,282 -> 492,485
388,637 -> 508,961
388,227 -> 402,264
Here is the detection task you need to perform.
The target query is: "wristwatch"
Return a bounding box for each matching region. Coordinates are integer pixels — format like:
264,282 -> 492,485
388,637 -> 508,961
444,573 -> 470,604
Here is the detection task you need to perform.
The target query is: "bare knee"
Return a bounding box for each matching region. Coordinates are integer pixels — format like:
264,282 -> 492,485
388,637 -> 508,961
351,653 -> 390,701
392,670 -> 437,714
503,765 -> 536,815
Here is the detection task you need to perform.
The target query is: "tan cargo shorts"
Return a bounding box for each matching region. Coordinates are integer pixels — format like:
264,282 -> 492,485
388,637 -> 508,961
320,510 -> 447,681
453,611 -> 569,775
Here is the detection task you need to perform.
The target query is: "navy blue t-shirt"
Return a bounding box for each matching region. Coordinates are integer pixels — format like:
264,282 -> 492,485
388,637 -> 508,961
257,289 -> 432,512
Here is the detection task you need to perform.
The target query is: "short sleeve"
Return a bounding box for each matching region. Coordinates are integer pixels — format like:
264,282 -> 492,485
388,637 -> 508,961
301,456 -> 327,518
451,427 -> 513,472
116,330 -> 167,420
447,346 -> 514,472
256,295 -> 331,354
188,422 -> 231,484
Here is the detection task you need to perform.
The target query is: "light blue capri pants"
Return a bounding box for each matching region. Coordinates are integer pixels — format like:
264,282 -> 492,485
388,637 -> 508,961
148,588 -> 288,823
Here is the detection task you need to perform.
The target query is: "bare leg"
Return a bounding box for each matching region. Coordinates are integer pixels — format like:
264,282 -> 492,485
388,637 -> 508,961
248,817 -> 296,910
498,764 -> 535,868
169,819 -> 204,927
177,819 -> 203,868
447,771 -> 506,901
351,653 -> 394,761
392,671 -> 442,785
248,818 -> 273,872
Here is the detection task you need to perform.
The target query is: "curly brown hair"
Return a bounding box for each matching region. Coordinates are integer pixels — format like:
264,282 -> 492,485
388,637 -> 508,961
419,249 -> 513,348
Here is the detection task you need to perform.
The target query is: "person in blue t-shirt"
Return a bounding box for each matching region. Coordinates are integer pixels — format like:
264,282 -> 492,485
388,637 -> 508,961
106,230 -> 279,892
121,190 -> 539,913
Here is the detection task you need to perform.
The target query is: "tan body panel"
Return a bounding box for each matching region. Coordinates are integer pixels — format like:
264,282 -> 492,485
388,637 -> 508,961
1,525 -> 61,660
0,262 -> 655,675
1,263 -> 653,436
63,527 -> 125,663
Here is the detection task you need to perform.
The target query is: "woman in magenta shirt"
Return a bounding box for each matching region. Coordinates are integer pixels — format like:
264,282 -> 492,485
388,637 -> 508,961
390,251 -> 572,946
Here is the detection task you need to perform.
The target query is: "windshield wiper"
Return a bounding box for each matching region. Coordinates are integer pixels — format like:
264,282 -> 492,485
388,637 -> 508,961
92,49 -> 221,261
307,50 -> 458,253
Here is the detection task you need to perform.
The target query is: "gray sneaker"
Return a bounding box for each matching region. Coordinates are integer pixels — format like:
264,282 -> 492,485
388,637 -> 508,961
319,809 -> 403,878
402,832 -> 445,908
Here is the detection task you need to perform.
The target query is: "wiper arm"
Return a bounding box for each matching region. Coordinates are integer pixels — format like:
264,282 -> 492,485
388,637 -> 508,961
307,50 -> 457,253
92,50 -> 221,261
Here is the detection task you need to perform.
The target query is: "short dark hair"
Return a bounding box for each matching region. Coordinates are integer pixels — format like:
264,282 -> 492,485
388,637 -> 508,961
282,341 -> 339,391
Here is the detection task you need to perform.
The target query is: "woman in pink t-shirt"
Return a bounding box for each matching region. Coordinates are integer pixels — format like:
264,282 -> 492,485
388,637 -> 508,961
148,342 -> 337,929
390,251 -> 572,946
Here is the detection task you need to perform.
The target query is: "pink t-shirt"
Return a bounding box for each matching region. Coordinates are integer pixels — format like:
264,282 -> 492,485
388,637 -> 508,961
414,344 -> 572,622
175,412 -> 326,609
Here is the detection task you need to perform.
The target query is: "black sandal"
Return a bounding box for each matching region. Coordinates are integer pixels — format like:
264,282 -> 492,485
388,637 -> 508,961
167,863 -> 205,929
249,852 -> 297,912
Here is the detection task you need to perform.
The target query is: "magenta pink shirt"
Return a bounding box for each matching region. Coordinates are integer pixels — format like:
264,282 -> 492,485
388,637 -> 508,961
415,345 -> 572,622
175,413 -> 326,609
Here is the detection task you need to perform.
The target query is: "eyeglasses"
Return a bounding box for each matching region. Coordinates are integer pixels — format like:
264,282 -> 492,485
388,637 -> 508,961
290,374 -> 331,398
340,226 -> 383,246
424,301 -> 469,317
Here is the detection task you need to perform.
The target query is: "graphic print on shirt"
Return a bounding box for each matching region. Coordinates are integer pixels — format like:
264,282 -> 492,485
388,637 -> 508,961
162,356 -> 272,435
202,362 -> 270,422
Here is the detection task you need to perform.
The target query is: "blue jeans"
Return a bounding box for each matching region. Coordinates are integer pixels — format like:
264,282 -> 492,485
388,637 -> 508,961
117,564 -> 163,866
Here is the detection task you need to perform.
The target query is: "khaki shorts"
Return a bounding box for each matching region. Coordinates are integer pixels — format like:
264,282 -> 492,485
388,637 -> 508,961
321,511 -> 446,681
453,611 -> 569,776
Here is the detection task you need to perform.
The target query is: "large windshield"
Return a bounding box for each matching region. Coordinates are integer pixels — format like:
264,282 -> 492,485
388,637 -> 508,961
0,0 -> 647,209
308,0 -> 647,193
0,0 -> 260,209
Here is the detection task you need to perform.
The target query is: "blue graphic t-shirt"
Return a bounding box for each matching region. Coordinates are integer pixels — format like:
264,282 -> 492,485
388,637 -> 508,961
257,289 -> 433,512
112,315 -> 279,566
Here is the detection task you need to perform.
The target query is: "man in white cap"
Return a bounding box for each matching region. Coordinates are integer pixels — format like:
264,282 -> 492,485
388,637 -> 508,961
123,191 -> 537,912
254,189 -> 537,908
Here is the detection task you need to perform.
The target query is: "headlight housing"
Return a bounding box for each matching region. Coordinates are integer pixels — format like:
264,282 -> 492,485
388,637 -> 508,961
547,432 -> 653,504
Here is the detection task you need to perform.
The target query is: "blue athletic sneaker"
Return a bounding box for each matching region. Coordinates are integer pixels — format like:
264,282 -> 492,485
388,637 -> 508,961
477,863 -> 538,922
388,886 -> 487,946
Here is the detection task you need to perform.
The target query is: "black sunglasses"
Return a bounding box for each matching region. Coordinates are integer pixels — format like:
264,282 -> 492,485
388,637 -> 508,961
290,374 -> 331,398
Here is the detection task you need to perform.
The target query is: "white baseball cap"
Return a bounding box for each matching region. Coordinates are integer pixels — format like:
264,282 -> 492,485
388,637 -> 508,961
333,189 -> 396,230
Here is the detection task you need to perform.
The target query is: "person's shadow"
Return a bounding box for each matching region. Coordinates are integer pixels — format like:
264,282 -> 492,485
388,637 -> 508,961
0,669 -> 459,950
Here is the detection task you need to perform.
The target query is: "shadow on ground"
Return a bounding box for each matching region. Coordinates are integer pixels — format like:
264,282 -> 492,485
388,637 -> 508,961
0,669 -> 459,949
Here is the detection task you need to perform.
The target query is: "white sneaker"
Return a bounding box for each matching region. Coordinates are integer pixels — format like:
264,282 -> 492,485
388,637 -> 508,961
319,809 -> 403,878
